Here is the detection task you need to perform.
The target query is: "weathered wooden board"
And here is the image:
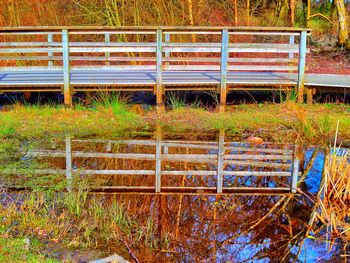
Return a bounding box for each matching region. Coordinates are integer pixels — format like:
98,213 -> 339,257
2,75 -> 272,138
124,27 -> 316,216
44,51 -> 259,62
0,69 -> 348,88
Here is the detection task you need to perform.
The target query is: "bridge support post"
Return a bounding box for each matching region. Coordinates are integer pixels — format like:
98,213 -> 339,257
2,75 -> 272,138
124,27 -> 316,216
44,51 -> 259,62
306,87 -> 313,105
291,145 -> 300,193
156,29 -> 164,113
155,126 -> 162,193
217,129 -> 225,193
297,31 -> 307,103
62,29 -> 72,107
219,29 -> 229,112
65,134 -> 72,191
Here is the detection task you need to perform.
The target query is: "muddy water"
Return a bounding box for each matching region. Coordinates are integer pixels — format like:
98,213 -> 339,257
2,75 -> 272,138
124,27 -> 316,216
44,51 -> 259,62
0,130 -> 344,262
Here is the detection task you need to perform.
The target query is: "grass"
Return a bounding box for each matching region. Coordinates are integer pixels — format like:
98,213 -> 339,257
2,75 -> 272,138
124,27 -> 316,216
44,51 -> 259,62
0,190 -> 160,262
307,149 -> 350,255
0,236 -> 59,263
0,101 -> 349,145
167,92 -> 202,109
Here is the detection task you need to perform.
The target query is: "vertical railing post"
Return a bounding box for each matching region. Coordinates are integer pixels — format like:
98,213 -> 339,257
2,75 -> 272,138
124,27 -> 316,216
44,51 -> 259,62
291,145 -> 300,193
62,29 -> 72,107
65,134 -> 72,191
217,130 -> 225,193
164,33 -> 170,70
48,33 -> 53,67
289,35 -> 295,61
297,30 -> 307,103
105,33 -> 110,66
155,129 -> 162,193
288,35 -> 295,75
219,29 -> 229,112
156,29 -> 164,113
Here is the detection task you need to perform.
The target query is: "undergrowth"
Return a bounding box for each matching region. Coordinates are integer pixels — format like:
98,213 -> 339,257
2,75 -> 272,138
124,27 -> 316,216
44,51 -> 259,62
0,101 -> 349,145
0,188 -> 161,262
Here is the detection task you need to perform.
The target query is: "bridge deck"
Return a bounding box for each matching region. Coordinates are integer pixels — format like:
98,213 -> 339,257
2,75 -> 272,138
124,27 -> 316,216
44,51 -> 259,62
0,69 -> 349,90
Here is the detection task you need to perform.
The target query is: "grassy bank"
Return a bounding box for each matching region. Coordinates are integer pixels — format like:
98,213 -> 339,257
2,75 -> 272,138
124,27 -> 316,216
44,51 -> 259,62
0,190 -> 161,262
0,101 -> 349,145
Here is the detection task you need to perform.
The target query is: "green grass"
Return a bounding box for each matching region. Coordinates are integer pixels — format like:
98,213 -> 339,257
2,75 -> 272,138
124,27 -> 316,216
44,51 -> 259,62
0,236 -> 59,263
0,190 -> 161,262
0,101 -> 349,145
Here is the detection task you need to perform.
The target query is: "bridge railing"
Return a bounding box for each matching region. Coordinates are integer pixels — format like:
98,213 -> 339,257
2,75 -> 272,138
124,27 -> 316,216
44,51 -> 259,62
0,26 -> 310,106
4,134 -> 301,194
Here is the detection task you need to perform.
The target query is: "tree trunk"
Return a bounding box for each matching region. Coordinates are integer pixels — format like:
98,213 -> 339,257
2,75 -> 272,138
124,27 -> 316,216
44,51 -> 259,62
233,0 -> 238,26
306,0 -> 311,27
246,0 -> 250,26
187,0 -> 196,42
290,0 -> 295,26
335,0 -> 349,46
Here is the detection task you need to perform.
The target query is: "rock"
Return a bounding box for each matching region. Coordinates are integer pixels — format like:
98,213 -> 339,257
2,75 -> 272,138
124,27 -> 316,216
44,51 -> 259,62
246,136 -> 264,145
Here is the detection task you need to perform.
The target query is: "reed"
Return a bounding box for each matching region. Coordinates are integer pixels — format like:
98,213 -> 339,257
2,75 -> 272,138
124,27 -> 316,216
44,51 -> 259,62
322,149 -> 350,247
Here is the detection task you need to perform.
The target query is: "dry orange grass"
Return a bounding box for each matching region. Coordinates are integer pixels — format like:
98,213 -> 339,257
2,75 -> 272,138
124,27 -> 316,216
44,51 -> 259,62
312,149 -> 350,252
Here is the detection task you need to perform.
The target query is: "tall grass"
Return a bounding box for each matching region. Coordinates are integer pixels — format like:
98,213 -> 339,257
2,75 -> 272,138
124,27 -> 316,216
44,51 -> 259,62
310,149 -> 350,253
167,92 -> 201,109
92,92 -> 131,116
0,189 -> 160,261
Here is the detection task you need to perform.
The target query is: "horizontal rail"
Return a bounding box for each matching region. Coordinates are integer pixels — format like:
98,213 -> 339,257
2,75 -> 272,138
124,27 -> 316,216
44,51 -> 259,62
2,169 -> 299,177
0,26 -> 311,33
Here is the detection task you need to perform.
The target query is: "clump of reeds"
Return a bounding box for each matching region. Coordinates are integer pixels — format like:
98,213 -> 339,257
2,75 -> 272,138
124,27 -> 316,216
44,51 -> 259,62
312,148 -> 350,254
322,149 -> 350,243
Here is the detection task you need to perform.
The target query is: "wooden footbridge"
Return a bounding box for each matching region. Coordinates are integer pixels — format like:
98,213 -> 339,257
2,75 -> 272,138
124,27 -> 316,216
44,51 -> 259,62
0,26 -> 349,110
3,132 -> 301,195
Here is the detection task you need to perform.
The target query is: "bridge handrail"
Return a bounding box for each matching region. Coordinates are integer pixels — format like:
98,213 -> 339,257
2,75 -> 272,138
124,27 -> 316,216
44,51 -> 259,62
0,26 -> 311,33
15,136 -> 299,194
0,26 -> 309,105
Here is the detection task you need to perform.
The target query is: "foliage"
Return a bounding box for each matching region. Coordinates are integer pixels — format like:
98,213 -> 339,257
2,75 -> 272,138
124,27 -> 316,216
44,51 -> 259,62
0,190 -> 161,262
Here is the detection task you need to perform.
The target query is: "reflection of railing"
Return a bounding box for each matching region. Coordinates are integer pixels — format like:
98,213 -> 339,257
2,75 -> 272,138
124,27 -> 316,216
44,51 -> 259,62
0,26 -> 310,107
21,134 -> 301,194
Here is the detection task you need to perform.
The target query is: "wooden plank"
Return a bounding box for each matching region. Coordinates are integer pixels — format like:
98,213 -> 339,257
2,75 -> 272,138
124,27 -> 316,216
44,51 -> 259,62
155,136 -> 162,193
291,145 -> 300,193
0,55 -> 297,64
65,134 -> 72,191
26,150 -> 156,160
156,28 -> 163,110
165,65 -> 298,71
217,130 -> 225,193
105,33 -> 110,65
69,47 -> 155,53
223,171 -> 293,176
48,34 -> 54,66
71,139 -> 293,152
225,146 -> 293,154
220,29 -> 229,111
297,31 -> 307,103
164,33 -> 170,69
0,26 -> 311,33
76,170 -> 155,175
224,160 -> 291,169
224,154 -> 293,160
0,47 -> 62,53
0,42 -> 62,47
62,29 -> 71,107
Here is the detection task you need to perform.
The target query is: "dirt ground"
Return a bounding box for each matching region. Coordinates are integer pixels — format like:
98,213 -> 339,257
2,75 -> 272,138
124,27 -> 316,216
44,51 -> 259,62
309,49 -> 350,74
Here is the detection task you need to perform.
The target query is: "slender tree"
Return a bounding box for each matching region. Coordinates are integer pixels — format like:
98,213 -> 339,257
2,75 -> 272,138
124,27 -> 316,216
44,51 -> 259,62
233,0 -> 238,26
335,0 -> 349,47
290,0 -> 295,26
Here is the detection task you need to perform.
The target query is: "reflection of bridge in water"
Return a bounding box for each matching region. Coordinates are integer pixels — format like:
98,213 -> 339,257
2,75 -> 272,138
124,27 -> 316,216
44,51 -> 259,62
14,131 -> 301,194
